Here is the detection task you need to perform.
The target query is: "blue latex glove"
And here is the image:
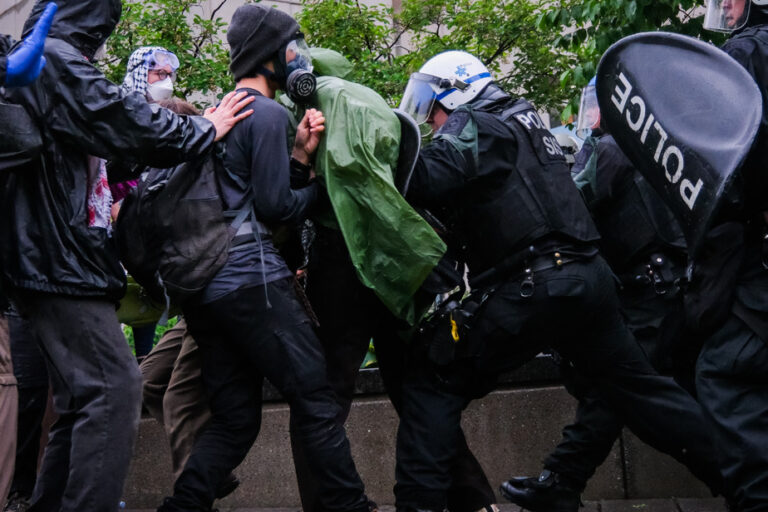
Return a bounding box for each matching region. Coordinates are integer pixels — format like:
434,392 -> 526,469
5,2 -> 57,87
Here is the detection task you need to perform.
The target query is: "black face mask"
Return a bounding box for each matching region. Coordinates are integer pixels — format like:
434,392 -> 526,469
275,39 -> 316,104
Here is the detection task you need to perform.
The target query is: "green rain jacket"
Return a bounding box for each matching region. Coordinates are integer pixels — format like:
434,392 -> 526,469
284,49 -> 446,324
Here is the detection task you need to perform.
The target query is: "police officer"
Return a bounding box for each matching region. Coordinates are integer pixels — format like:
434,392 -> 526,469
693,2 -> 768,510
499,79 -> 706,512
393,51 -> 722,512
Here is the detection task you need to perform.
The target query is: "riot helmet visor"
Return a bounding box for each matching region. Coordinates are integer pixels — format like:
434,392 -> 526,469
704,0 -> 750,32
400,72 -> 441,125
576,81 -> 600,138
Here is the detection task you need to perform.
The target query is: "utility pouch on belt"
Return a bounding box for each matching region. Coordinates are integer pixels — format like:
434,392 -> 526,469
419,289 -> 492,368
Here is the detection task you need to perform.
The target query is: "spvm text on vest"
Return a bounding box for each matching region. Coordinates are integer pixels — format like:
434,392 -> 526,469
611,72 -> 703,210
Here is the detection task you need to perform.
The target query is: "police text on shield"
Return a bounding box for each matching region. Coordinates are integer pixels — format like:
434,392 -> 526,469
611,72 -> 703,210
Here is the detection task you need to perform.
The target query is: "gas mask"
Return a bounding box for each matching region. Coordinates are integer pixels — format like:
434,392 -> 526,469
276,38 -> 316,104
147,77 -> 174,101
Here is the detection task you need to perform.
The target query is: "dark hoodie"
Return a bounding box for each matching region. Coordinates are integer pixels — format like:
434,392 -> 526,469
0,0 -> 216,300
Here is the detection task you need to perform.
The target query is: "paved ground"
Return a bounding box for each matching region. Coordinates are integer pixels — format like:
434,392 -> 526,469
127,499 -> 729,511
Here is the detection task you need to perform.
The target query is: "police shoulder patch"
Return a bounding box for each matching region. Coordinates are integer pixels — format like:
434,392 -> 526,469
439,110 -> 471,136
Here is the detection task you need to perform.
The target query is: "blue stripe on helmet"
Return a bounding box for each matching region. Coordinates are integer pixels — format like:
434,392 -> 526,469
435,72 -> 492,101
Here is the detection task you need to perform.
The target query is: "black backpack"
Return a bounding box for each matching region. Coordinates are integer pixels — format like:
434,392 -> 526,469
115,143 -> 250,305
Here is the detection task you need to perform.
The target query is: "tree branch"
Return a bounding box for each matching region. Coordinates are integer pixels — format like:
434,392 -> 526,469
210,0 -> 229,21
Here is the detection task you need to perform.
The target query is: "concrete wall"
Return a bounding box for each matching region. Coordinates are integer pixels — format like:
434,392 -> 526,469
122,380 -> 711,509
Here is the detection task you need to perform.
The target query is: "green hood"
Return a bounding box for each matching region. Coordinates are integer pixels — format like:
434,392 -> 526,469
283,49 -> 446,324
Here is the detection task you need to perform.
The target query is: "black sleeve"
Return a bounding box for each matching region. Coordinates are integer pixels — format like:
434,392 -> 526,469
44,43 -> 215,168
407,138 -> 470,209
723,37 -> 758,73
247,103 -> 317,223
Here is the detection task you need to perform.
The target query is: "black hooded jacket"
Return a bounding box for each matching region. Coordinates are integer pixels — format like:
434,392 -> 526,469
0,0 -> 216,301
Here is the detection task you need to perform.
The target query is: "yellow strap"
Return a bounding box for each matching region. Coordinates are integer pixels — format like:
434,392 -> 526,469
450,313 -> 460,342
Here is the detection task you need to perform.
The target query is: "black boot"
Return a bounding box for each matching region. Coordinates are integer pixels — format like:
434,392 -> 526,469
499,470 -> 581,512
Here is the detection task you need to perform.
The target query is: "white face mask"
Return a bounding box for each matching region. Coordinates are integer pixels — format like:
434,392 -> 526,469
147,77 -> 174,102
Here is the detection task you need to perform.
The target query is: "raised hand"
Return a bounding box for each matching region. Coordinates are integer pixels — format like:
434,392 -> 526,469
5,2 -> 57,87
292,108 -> 326,165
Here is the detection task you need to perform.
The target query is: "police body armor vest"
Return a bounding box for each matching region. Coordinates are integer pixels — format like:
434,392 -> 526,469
446,96 -> 599,273
583,136 -> 686,274
596,171 -> 686,274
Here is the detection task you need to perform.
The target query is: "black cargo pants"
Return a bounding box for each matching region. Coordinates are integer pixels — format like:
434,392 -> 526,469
161,278 -> 368,512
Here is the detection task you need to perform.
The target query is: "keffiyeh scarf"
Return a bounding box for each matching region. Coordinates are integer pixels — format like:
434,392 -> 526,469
121,46 -> 170,97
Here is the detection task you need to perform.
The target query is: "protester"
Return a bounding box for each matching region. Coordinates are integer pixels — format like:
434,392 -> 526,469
0,0 -> 253,509
0,4 -> 56,507
393,50 -> 722,512
281,48 -> 497,512
116,47 -> 184,359
156,5 -> 369,512
122,46 -> 179,102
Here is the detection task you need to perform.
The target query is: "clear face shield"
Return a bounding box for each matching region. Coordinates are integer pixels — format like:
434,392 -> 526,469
400,72 -> 441,126
576,82 -> 600,139
704,0 -> 750,32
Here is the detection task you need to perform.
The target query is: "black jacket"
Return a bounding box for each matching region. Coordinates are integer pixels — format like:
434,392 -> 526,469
0,0 -> 216,301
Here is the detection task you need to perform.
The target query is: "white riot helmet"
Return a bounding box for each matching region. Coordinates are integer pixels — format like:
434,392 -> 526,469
704,0 -> 768,32
400,50 -> 493,125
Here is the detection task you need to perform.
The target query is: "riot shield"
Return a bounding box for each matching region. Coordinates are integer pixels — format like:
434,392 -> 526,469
596,32 -> 762,254
393,108 -> 421,196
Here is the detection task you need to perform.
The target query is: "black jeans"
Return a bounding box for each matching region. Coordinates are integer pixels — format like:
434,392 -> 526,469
395,256 -> 722,511
8,308 -> 48,498
163,278 -> 368,512
14,293 -> 142,512
293,227 -> 495,512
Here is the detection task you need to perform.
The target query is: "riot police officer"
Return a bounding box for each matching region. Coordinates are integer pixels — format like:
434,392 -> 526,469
694,2 -> 768,510
394,50 -> 723,512
499,79 -> 706,512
